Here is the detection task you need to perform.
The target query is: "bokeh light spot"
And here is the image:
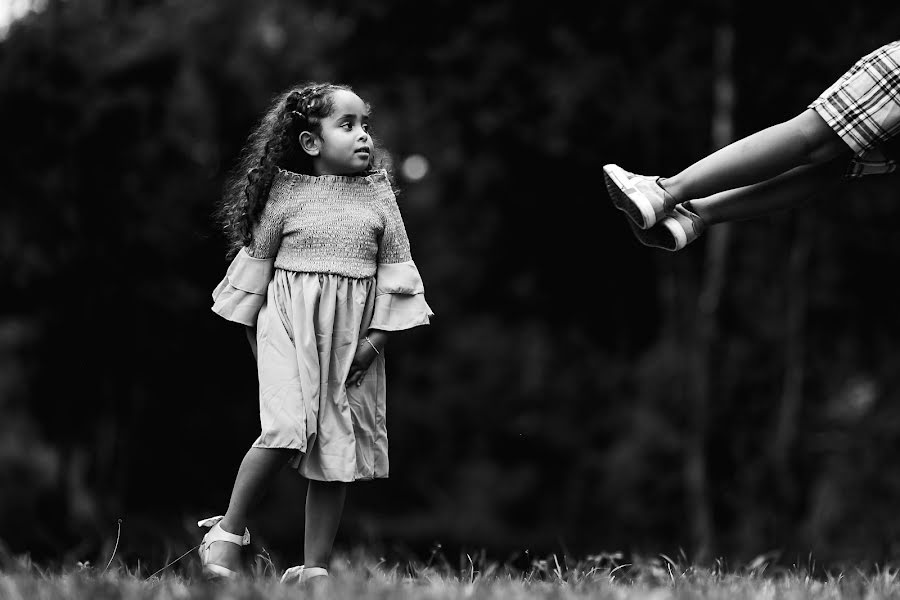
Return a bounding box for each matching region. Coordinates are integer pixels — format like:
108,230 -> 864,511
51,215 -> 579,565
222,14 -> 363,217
401,154 -> 429,182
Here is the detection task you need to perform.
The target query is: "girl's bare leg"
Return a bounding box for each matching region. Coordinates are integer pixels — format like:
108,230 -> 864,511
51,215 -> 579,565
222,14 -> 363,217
689,155 -> 848,226
303,480 -> 348,568
664,109 -> 850,203
206,447 -> 293,569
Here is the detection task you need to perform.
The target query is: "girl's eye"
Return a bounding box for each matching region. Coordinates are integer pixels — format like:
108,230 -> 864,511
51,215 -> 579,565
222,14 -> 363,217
341,122 -> 352,130
362,123 -> 370,132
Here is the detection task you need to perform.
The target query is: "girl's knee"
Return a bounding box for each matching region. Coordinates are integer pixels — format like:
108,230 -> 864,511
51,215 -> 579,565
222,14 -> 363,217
795,109 -> 850,164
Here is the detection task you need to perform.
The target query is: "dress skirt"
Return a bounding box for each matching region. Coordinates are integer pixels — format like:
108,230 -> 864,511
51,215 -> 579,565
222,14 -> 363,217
211,248 -> 433,483
254,269 -> 388,482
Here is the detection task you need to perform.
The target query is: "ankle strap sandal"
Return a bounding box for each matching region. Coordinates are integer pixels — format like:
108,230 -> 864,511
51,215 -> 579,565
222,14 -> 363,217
280,564 -> 329,584
197,515 -> 250,579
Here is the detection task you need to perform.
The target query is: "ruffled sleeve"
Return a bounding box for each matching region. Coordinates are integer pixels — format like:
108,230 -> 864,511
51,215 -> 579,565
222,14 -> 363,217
211,248 -> 275,326
370,260 -> 434,331
368,176 -> 433,330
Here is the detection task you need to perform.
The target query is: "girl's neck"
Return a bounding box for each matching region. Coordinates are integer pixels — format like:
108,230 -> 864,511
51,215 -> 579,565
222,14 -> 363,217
276,166 -> 383,183
313,164 -> 367,177
312,161 -> 368,177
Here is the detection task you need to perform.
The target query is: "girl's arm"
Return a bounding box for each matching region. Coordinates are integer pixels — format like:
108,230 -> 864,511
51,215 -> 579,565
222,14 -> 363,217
346,329 -> 389,387
365,329 -> 389,352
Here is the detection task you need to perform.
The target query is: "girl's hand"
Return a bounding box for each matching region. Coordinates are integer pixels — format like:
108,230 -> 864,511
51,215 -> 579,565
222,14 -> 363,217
346,331 -> 388,387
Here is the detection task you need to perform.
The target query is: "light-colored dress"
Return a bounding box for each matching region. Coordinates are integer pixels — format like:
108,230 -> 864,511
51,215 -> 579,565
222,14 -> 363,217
210,168 -> 432,482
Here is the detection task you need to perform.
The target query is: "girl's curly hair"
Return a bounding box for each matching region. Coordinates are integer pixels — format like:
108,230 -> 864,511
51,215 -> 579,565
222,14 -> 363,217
217,82 -> 388,258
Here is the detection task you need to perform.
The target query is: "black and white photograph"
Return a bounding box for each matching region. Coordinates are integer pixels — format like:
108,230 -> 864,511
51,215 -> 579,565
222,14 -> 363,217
1,1 -> 900,598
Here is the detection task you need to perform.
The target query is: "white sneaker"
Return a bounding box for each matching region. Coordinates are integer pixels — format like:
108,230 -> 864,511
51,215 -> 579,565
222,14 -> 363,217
603,164 -> 678,229
627,204 -> 706,251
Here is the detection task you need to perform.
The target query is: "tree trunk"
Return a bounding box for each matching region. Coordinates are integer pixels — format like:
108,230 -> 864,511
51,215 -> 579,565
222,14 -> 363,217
685,19 -> 735,564
770,216 -> 811,503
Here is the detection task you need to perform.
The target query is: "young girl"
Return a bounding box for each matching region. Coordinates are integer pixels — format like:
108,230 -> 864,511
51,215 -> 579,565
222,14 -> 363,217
197,82 -> 433,584
603,39 -> 899,251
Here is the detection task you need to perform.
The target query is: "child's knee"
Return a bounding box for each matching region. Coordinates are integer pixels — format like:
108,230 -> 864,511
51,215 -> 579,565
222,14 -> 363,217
796,109 -> 850,164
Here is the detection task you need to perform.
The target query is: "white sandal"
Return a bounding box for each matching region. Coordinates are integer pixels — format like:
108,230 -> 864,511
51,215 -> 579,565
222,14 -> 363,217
197,515 -> 250,579
280,564 -> 329,584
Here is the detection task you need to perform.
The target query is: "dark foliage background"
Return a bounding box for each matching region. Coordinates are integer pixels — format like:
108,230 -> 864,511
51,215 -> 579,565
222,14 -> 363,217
2,0 -> 900,573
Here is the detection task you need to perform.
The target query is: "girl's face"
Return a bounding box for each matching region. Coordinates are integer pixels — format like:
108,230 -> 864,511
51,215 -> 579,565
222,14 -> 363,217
304,89 -> 373,176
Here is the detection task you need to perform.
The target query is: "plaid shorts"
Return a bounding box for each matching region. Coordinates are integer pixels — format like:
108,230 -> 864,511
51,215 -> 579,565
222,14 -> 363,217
809,40 -> 900,178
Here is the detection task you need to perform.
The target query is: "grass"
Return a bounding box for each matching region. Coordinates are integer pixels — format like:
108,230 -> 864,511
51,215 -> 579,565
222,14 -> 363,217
4,548 -> 900,600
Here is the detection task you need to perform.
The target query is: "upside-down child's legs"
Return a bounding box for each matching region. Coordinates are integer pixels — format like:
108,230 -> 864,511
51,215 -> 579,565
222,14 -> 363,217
688,155 -> 849,226
303,480 -> 348,568
663,109 -> 851,203
207,447 -> 292,568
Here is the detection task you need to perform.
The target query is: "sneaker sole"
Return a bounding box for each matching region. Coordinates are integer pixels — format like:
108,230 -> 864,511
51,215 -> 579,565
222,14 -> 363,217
660,217 -> 687,251
628,217 -> 678,251
603,164 -> 658,229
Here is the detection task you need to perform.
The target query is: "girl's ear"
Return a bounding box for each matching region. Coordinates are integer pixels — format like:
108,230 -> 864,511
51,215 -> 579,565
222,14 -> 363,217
299,131 -> 320,157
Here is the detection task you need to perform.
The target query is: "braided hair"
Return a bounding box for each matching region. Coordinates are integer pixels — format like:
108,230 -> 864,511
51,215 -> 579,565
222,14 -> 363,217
217,82 -> 382,258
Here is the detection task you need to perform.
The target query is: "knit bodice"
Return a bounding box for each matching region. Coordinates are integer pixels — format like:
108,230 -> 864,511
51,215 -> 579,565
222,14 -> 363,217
246,168 -> 412,279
